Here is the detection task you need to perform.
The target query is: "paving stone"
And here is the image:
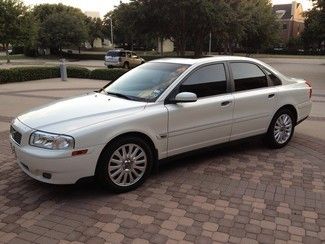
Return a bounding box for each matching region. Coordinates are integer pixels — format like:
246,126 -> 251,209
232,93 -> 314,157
0,127 -> 324,244
211,232 -> 229,242
245,224 -> 262,234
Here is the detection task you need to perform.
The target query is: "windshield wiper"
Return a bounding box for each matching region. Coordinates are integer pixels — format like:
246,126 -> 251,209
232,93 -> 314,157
105,92 -> 136,101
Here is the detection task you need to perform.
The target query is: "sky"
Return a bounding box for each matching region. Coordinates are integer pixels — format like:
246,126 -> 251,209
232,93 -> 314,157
23,0 -> 313,18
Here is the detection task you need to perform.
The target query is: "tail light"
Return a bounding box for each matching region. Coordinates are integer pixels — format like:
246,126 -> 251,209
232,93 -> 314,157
305,80 -> 312,99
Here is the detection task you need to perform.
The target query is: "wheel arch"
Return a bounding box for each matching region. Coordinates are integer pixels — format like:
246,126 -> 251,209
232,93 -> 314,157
268,104 -> 298,132
95,131 -> 158,175
276,104 -> 298,124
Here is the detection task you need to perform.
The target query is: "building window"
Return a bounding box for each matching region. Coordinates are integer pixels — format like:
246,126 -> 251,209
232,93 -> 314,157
283,24 -> 287,30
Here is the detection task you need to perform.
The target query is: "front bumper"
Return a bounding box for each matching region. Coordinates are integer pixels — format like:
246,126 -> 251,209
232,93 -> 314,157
10,119 -> 103,185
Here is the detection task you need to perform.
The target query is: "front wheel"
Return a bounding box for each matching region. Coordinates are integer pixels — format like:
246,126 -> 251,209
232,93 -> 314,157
96,136 -> 153,192
265,109 -> 295,148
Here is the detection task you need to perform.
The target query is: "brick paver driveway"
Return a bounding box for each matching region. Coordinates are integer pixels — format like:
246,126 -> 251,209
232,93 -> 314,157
0,132 -> 324,244
0,79 -> 324,244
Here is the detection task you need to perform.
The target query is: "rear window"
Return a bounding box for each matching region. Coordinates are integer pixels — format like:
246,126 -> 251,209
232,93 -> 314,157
106,51 -> 124,57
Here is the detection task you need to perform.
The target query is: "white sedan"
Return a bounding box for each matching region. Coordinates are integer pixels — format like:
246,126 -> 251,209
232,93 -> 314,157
10,56 -> 312,192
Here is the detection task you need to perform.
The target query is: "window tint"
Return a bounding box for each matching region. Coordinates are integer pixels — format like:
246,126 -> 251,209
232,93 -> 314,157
180,64 -> 227,98
231,63 -> 268,92
264,69 -> 282,86
107,51 -> 121,57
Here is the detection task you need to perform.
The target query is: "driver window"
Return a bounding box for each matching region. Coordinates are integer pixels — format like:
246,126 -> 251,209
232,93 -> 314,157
180,64 -> 227,98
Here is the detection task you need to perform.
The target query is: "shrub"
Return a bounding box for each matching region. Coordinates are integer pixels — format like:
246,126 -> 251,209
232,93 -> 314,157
90,68 -> 128,81
67,66 -> 90,78
0,66 -> 128,83
0,66 -> 59,84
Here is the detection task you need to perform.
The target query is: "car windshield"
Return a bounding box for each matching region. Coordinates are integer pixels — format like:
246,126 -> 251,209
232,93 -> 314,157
103,62 -> 190,102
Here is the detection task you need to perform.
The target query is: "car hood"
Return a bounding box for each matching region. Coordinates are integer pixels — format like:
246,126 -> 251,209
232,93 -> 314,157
18,92 -> 147,134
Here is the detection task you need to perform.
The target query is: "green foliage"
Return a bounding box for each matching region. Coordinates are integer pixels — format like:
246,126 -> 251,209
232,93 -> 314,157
110,0 -> 280,56
0,0 -> 30,63
33,3 -> 86,23
66,67 -> 91,78
90,69 -> 128,81
38,12 -> 88,52
85,17 -> 104,47
33,4 -> 89,53
238,0 -> 280,53
0,67 -> 59,83
0,66 -> 128,83
302,1 -> 325,49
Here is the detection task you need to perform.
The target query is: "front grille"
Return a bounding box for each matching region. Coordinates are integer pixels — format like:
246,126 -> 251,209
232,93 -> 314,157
10,126 -> 22,145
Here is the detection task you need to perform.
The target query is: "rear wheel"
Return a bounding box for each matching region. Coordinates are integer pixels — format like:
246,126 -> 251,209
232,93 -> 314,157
96,136 -> 153,192
123,62 -> 130,69
265,109 -> 295,148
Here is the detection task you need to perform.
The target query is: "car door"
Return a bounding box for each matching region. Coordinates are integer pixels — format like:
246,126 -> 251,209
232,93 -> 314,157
229,62 -> 277,141
165,63 -> 234,156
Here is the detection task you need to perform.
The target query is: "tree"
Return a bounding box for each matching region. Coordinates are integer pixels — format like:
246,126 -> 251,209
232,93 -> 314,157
0,0 -> 28,63
104,0 -> 281,57
33,4 -> 88,54
239,0 -> 280,54
86,17 -> 104,48
302,0 -> 325,50
104,1 -> 141,50
38,12 -> 88,54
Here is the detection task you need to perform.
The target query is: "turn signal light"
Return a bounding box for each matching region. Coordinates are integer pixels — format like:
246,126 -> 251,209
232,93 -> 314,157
72,149 -> 88,156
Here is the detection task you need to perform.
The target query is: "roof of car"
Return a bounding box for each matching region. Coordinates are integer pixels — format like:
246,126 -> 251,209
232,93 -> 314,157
149,56 -> 260,65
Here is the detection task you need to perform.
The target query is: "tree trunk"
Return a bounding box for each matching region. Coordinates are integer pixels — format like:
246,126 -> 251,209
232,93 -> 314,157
5,44 -> 10,64
194,41 -> 202,58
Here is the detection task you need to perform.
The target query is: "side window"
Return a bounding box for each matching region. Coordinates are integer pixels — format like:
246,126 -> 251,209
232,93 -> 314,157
180,64 -> 227,98
264,69 -> 282,86
231,63 -> 268,92
126,52 -> 131,58
120,52 -> 126,57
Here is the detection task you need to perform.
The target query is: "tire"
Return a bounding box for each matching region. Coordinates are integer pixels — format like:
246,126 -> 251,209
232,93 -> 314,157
265,108 -> 295,148
96,136 -> 153,192
123,62 -> 130,69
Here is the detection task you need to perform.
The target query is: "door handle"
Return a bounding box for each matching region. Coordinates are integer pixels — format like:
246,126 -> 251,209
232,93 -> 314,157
221,101 -> 231,106
268,94 -> 275,98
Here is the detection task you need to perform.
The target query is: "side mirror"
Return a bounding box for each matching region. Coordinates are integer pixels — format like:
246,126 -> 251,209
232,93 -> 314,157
173,92 -> 198,103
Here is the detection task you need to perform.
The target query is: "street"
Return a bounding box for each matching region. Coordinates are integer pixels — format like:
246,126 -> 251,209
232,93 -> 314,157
0,58 -> 324,244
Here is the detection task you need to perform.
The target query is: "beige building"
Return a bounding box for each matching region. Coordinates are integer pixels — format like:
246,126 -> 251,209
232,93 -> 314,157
273,1 -> 305,43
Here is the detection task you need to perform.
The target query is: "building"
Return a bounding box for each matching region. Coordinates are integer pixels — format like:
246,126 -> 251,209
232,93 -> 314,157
273,1 -> 305,43
157,39 -> 174,53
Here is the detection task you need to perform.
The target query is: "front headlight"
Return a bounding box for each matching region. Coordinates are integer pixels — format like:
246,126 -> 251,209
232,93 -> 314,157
30,131 -> 75,150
